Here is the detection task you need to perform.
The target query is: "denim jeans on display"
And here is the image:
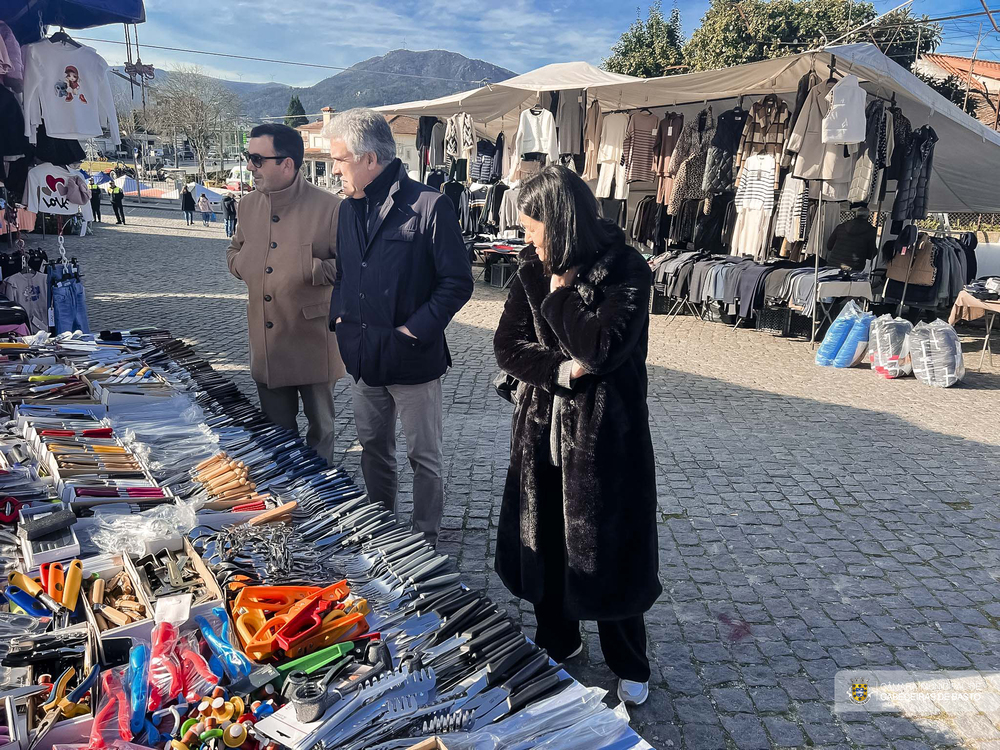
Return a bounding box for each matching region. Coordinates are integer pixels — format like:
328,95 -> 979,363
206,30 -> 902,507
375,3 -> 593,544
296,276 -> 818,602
50,277 -> 90,334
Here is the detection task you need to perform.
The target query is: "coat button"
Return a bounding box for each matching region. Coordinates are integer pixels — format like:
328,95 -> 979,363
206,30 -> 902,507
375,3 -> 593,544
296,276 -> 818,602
265,267 -> 273,274
271,215 -> 279,222
265,322 -> 274,329
264,295 -> 272,302
270,242 -> 277,248
362,262 -> 368,268
362,323 -> 367,330
359,293 -> 365,300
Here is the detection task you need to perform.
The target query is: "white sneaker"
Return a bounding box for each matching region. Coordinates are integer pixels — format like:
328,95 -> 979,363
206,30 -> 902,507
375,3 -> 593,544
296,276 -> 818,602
617,679 -> 649,706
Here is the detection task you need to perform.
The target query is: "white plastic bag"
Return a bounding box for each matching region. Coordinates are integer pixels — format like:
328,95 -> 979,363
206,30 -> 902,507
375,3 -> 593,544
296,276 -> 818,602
870,315 -> 913,378
907,320 -> 965,387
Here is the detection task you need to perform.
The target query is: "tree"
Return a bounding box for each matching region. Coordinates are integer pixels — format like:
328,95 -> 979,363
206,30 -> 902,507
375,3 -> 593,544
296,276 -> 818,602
684,0 -> 939,72
915,72 -> 980,116
285,95 -> 308,128
149,65 -> 239,179
604,1 -> 686,78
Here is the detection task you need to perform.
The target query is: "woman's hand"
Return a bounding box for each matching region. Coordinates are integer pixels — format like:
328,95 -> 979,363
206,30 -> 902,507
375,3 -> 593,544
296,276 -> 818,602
549,267 -> 578,294
570,360 -> 586,380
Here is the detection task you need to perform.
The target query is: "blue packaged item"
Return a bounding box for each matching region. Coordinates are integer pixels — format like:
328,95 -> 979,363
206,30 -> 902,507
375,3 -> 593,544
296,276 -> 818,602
833,312 -> 874,368
816,301 -> 863,366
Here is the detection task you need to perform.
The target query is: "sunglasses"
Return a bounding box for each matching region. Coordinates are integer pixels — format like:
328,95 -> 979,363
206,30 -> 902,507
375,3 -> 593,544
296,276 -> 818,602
242,151 -> 288,168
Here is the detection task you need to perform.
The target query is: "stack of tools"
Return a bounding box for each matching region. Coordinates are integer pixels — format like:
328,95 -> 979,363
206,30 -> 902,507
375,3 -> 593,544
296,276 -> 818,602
8,559 -> 86,627
134,549 -> 211,606
193,453 -> 272,511
229,582 -> 369,662
87,570 -> 147,632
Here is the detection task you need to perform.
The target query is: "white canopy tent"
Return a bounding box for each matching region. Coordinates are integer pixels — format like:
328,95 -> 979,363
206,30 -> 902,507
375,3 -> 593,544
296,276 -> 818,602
379,44 -> 1000,213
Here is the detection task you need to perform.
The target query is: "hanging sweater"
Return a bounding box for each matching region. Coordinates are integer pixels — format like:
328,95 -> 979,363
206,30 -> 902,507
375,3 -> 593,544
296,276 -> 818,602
822,74 -> 867,144
555,89 -> 584,155
21,40 -> 120,144
620,112 -> 660,183
513,109 -> 559,164
23,163 -> 94,219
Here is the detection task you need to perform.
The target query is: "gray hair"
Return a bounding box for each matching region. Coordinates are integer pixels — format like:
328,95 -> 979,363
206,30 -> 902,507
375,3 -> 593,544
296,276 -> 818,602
324,108 -> 397,164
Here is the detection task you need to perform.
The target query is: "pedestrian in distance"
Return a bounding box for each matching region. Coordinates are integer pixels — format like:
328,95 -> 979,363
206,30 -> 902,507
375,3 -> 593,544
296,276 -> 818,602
493,165 -> 660,706
109,184 -> 125,224
196,194 -> 211,226
327,108 -> 473,548
181,186 -> 195,225
222,192 -> 238,238
88,178 -> 102,222
226,122 -> 345,465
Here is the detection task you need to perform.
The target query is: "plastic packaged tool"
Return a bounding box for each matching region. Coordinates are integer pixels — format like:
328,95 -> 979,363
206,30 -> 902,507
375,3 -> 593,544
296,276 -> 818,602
128,643 -> 151,737
195,607 -> 252,681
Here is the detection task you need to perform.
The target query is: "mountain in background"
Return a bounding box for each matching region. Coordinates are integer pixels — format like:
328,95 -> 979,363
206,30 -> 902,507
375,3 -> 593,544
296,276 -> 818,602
112,50 -> 516,123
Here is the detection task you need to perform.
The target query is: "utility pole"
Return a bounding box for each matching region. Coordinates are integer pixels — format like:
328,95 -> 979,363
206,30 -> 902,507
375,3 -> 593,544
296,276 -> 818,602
914,24 -> 922,68
963,23 -> 983,113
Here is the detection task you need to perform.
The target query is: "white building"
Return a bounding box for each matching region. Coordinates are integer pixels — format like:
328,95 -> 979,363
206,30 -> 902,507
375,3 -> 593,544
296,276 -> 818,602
298,107 -> 419,190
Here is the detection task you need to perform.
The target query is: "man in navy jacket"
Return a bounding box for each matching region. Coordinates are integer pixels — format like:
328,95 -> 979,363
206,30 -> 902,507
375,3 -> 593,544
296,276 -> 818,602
328,108 -> 473,546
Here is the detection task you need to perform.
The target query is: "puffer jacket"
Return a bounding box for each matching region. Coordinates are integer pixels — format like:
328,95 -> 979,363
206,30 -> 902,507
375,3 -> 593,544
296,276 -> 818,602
701,107 -> 747,194
891,125 -> 937,221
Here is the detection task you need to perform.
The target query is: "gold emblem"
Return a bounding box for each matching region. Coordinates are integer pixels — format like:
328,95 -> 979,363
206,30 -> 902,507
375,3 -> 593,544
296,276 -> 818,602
850,682 -> 869,704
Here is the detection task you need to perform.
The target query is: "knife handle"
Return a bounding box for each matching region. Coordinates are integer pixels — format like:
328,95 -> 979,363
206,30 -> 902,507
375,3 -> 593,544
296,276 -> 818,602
507,668 -> 567,714
503,650 -> 550,692
485,641 -> 537,684
462,610 -> 507,639
404,554 -> 451,584
477,632 -> 529,666
464,620 -> 517,656
412,572 -> 462,594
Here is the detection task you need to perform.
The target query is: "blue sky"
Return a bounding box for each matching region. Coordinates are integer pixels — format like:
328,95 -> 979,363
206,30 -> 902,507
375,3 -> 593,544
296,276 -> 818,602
80,0 -> 1000,86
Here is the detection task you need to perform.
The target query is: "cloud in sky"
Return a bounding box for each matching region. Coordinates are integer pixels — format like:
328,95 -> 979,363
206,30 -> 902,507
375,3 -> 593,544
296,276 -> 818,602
82,0 -> 647,85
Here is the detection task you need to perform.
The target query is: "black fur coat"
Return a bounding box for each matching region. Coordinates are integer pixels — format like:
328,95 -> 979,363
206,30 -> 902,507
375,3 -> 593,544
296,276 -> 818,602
493,235 -> 661,621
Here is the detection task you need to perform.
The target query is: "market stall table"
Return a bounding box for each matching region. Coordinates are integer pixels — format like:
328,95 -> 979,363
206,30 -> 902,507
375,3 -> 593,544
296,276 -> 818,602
948,289 -> 1000,370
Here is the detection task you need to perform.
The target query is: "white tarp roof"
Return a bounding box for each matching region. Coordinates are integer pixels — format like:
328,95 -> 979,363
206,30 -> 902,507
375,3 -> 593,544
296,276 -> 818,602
379,44 -> 1000,212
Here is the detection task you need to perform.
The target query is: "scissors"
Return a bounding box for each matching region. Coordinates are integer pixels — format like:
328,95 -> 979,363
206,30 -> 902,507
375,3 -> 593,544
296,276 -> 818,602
27,664 -> 99,750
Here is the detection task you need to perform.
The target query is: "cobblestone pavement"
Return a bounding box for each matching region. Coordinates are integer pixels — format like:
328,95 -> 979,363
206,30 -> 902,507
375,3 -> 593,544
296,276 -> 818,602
31,206 -> 1000,749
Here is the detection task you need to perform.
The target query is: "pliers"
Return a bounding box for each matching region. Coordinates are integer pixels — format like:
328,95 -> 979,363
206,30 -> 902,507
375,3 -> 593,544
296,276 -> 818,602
27,664 -> 100,750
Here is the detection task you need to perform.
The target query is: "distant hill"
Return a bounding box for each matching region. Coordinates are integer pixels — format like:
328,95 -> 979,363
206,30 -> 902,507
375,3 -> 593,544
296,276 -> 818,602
112,50 -> 516,123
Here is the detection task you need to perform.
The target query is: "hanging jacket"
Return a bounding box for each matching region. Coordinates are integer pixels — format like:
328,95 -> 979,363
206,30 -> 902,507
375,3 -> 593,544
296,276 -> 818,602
849,102 -> 893,205
702,106 -> 747,194
666,108 -> 715,216
885,109 -> 913,181
825,216 -> 878,271
892,125 -> 938,220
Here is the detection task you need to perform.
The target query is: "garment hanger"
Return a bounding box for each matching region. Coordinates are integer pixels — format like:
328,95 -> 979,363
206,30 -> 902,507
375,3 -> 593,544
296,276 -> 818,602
49,27 -> 82,48
826,55 -> 838,84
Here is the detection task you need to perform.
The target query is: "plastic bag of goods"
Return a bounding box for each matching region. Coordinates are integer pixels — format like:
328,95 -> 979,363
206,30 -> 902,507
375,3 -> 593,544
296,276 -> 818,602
816,300 -> 863,366
869,315 -> 913,379
906,320 -> 965,388
833,312 -> 875,368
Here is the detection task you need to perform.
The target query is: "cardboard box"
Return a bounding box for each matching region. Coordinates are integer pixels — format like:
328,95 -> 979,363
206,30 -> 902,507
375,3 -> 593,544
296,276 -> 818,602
404,739 -> 450,750
126,539 -> 225,625
80,554 -> 154,664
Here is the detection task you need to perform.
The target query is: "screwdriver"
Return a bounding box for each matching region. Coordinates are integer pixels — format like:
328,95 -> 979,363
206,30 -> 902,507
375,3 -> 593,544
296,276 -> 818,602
7,571 -> 62,614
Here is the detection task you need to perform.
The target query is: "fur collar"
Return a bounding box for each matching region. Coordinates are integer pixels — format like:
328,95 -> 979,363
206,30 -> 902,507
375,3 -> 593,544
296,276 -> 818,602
517,236 -> 627,307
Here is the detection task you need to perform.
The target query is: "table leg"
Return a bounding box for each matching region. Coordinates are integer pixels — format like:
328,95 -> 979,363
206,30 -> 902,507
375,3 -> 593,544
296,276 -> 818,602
978,312 -> 996,372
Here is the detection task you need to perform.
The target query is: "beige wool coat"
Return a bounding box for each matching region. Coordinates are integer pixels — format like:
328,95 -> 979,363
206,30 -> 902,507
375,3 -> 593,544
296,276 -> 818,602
226,174 -> 346,389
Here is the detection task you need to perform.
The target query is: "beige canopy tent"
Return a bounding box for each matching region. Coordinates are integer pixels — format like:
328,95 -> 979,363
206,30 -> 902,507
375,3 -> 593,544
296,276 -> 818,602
379,44 -> 1000,213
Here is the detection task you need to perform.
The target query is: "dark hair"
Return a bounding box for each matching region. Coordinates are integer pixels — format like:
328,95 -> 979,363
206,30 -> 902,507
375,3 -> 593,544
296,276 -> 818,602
249,123 -> 305,170
516,165 -> 619,274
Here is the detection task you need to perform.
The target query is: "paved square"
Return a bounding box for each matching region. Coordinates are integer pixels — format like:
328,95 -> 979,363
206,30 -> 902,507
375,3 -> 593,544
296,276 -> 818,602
30,206 -> 1000,748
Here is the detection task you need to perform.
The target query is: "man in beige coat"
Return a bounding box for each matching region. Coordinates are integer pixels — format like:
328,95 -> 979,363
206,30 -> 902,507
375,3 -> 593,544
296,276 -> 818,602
227,123 -> 345,465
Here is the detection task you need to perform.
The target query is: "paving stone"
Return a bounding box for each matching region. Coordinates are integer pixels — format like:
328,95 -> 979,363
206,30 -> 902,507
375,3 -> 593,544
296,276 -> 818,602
763,716 -> 805,747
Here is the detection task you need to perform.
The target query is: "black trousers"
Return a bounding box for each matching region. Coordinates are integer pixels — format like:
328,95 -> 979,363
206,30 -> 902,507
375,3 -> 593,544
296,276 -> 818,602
112,202 -> 125,223
90,200 -> 101,221
530,461 -> 650,682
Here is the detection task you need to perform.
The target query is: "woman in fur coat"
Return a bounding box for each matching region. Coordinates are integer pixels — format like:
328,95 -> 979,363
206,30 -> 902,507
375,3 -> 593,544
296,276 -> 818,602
493,166 -> 661,705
